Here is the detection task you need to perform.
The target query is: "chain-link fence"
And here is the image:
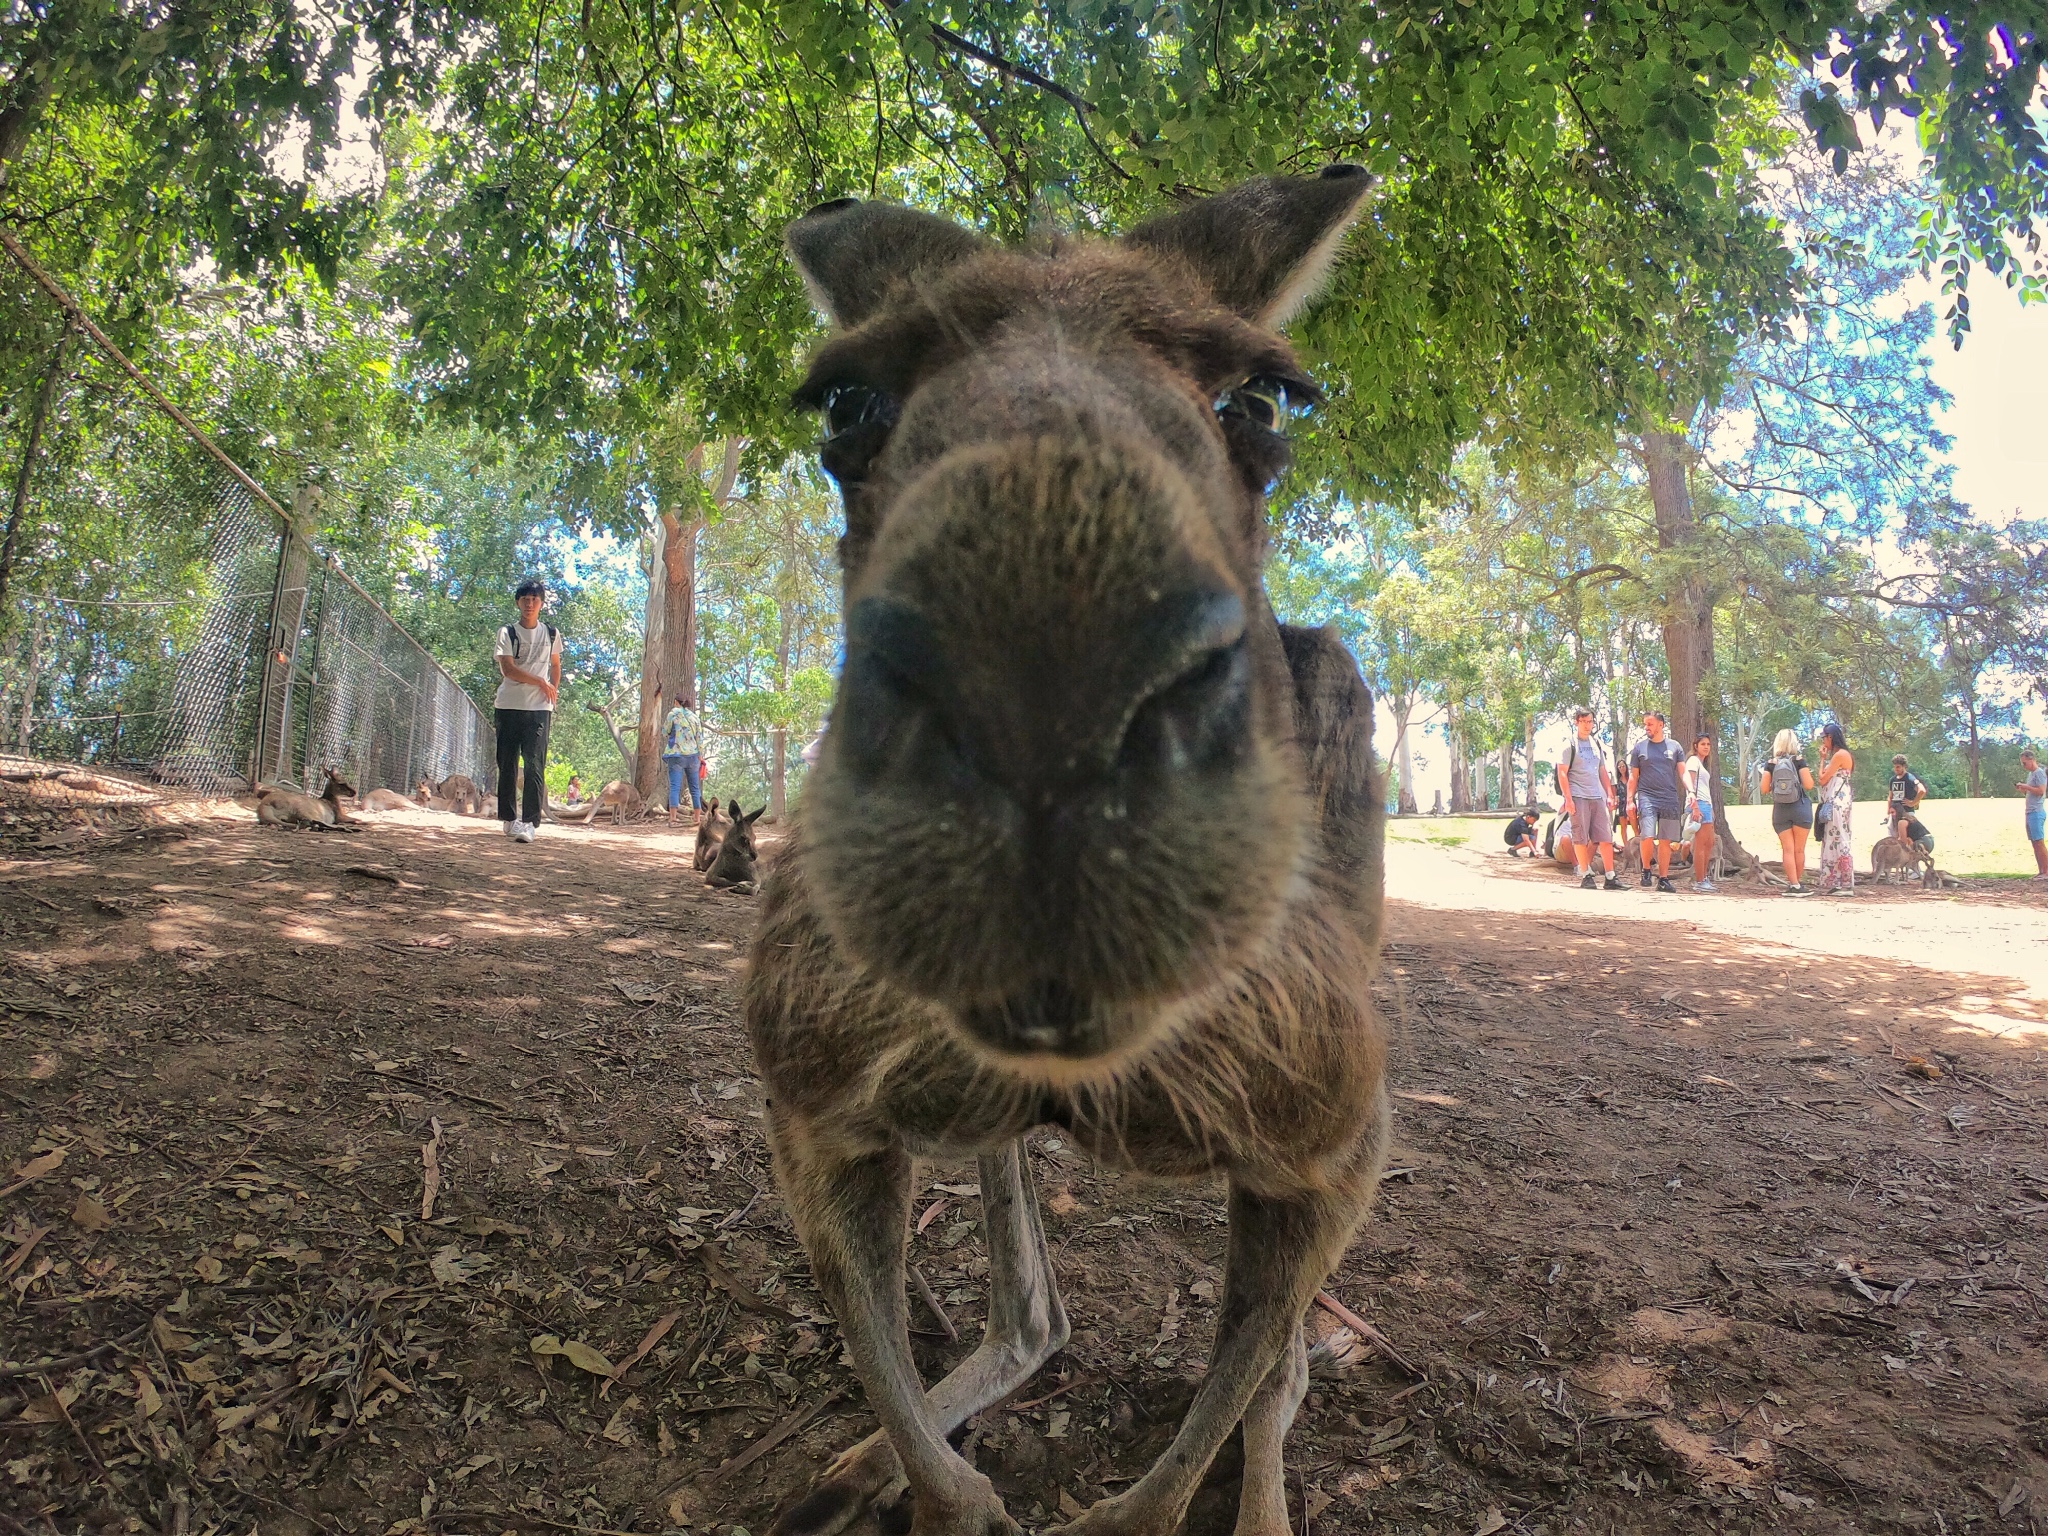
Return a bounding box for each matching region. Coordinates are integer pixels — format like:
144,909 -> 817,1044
0,232 -> 492,802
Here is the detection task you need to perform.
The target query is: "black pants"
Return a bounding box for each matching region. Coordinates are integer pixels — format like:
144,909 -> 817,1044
495,708 -> 550,826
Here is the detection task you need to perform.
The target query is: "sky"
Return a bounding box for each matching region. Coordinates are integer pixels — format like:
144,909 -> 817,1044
1922,275 -> 2048,520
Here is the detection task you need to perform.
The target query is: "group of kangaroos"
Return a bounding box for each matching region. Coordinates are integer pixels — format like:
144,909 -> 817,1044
270,166 -> 1414,1536
251,768 -> 766,891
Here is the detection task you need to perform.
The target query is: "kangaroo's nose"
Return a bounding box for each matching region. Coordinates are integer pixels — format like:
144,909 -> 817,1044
838,585 -> 1249,798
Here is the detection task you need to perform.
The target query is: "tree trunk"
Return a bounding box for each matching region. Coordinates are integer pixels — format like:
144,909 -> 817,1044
16,604 -> 45,749
1392,699 -> 1419,815
1964,673 -> 1982,797
635,438 -> 743,798
1523,714 -> 1538,808
0,319 -> 72,613
1498,741 -> 1514,811
632,521 -> 667,797
1642,430 -> 1710,747
769,569 -> 792,822
1446,706 -> 1468,813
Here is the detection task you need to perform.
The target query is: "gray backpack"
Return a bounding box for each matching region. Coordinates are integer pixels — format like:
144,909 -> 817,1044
1769,756 -> 1801,803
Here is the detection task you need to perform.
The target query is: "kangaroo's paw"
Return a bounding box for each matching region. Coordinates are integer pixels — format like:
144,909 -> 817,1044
768,1432 -> 904,1536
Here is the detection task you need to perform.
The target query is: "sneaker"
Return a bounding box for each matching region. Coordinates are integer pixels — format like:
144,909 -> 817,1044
1603,876 -> 1624,890
513,821 -> 535,843
1639,869 -> 1652,888
1783,883 -> 1812,897
1656,877 -> 1677,893
1580,872 -> 1597,890
502,819 -> 519,840
1694,879 -> 1718,893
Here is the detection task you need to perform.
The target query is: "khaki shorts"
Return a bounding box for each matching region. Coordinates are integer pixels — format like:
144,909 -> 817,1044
1566,799 -> 1613,847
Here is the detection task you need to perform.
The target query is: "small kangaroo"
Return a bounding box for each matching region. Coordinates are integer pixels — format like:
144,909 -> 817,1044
704,802 -> 763,890
693,796 -> 729,871
749,166 -> 1387,1536
362,787 -> 413,812
436,773 -> 483,816
254,768 -> 357,830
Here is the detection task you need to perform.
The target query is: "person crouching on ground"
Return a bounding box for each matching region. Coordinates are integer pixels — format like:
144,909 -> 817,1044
2018,746 -> 2047,880
1685,733 -> 1719,893
661,689 -> 705,827
493,579 -> 561,845
1628,710 -> 1688,894
1557,705 -> 1621,891
1503,809 -> 1539,857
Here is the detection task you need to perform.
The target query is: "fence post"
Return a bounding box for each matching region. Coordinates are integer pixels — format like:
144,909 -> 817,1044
295,558 -> 333,784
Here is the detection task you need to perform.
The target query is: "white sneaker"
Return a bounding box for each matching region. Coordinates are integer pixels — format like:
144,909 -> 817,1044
513,820 -> 535,843
502,819 -> 520,840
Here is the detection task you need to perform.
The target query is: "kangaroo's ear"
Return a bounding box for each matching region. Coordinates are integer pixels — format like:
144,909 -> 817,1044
786,199 -> 990,328
746,804 -> 766,824
1125,164 -> 1376,327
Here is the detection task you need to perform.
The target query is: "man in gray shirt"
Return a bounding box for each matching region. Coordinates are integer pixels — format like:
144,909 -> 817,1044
1556,706 -> 1621,891
2018,746 -> 2047,880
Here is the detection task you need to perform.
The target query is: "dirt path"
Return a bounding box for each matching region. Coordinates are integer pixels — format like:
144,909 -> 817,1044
3,809 -> 2046,1536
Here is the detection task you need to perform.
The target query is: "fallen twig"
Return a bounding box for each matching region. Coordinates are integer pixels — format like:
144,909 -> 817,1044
1314,1291 -> 1423,1378
705,1390 -> 848,1485
359,1067 -> 519,1116
909,1262 -> 958,1342
0,1320 -> 150,1381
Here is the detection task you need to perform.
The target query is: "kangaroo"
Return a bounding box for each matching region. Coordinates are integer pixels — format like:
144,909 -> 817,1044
705,801 -> 763,890
747,167 -> 1387,1536
1872,835 -> 1934,885
254,768 -> 357,831
436,773 -> 483,816
693,796 -> 729,871
362,787 -> 413,812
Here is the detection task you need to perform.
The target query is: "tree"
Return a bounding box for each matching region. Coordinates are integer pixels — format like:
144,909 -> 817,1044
697,465 -> 839,817
0,4 -> 490,283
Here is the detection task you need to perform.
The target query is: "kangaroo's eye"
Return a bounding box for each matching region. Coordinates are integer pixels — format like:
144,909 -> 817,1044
1215,375 -> 1308,432
823,383 -> 899,440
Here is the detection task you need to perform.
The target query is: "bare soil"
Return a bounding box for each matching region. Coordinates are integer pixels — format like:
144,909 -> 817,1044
4,792 -> 2048,1536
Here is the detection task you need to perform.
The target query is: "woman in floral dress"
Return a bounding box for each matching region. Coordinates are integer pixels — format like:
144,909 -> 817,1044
1814,721 -> 1856,895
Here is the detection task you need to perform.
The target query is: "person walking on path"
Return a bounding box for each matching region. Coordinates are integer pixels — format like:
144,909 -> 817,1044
1627,710 -> 1688,893
661,690 -> 706,827
1760,727 -> 1817,896
1684,733 -> 1719,892
1556,706 -> 1622,891
493,578 -> 562,844
2018,746 -> 2047,879
1814,721 -> 1856,895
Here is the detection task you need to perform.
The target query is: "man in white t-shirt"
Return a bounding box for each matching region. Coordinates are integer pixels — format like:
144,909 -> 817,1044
493,579 -> 563,843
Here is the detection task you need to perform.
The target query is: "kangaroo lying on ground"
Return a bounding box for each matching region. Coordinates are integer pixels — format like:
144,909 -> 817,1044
693,797 -> 728,871
361,787 -> 413,812
254,769 -> 357,830
747,167 -> 1388,1536
704,801 -> 762,891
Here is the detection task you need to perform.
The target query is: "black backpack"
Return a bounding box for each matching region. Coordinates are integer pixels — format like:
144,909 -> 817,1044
503,622 -> 559,665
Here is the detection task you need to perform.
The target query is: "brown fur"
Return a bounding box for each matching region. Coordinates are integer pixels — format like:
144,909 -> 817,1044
706,802 -> 763,890
254,769 -> 356,830
1872,835 -> 1934,884
435,773 -> 483,816
747,167 -> 1386,1536
362,787 -> 413,812
693,796 -> 729,871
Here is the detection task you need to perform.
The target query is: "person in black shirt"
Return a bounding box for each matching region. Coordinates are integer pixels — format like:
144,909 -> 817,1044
1894,812 -> 1934,856
1885,755 -> 1926,834
1503,811 -> 1539,857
